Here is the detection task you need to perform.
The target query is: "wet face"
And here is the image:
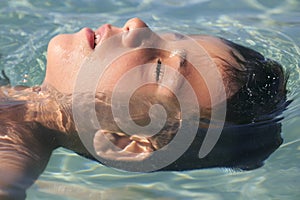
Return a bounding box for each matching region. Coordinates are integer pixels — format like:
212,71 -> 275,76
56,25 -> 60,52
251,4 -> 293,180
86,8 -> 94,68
44,18 -> 240,109
43,18 -> 243,157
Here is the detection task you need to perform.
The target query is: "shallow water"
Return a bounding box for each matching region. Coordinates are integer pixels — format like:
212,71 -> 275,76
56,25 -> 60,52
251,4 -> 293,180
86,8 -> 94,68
1,0 -> 300,199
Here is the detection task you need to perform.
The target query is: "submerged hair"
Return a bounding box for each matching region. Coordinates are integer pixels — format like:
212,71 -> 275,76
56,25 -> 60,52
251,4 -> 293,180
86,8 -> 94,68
220,38 -> 288,124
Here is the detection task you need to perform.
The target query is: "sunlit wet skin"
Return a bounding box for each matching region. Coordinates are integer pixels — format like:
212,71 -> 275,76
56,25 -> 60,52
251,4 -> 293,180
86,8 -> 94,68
0,86 -> 57,200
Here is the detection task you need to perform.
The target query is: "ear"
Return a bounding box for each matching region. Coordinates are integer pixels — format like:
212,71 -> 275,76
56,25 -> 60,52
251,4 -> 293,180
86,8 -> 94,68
0,121 -> 56,200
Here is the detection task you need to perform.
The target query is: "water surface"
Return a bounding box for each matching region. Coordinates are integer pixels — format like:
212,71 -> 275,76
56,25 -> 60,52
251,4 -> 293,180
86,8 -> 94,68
0,0 -> 300,199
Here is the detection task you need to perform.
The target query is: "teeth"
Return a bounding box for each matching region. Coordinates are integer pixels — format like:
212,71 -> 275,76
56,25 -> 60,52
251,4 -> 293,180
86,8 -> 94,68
94,34 -> 101,47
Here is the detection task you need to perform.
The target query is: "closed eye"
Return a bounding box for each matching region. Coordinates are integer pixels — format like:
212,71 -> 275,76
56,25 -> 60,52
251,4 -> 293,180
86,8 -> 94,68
155,59 -> 162,82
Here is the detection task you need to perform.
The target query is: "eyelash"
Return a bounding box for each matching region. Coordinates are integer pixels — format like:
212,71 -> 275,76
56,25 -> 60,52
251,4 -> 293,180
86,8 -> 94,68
155,59 -> 162,82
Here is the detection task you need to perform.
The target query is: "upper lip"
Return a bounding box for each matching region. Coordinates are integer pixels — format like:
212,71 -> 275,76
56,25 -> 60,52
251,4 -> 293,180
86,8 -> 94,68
85,24 -> 110,50
93,24 -> 110,49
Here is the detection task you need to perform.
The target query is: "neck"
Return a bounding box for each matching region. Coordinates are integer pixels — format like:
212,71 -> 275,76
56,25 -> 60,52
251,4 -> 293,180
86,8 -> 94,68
0,85 -> 90,156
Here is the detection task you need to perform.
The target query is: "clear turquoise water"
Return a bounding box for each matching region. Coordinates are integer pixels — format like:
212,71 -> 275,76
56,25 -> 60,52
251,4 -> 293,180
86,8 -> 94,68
1,0 -> 300,199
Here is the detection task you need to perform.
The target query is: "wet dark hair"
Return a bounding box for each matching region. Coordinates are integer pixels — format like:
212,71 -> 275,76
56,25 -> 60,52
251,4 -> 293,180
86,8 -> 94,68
220,38 -> 288,124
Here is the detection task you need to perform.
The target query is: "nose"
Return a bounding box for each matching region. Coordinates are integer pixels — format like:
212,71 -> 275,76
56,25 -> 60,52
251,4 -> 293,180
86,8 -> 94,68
122,18 -> 156,47
122,18 -> 148,31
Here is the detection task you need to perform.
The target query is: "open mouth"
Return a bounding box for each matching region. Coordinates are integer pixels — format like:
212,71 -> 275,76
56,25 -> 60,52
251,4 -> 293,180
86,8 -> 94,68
93,24 -> 110,49
94,33 -> 101,48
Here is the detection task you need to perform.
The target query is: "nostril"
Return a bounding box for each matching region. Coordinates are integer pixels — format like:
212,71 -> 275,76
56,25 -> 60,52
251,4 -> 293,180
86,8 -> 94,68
123,26 -> 130,32
122,18 -> 159,48
123,17 -> 148,31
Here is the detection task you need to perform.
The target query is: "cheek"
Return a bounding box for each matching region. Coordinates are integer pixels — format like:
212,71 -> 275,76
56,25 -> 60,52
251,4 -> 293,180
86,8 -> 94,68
97,64 -> 126,92
97,55 -> 142,91
47,34 -> 88,69
44,33 -> 90,93
47,35 -> 70,69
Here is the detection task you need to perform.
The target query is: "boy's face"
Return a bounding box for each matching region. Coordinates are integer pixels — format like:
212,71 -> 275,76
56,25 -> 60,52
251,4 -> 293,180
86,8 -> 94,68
43,18 -> 246,159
